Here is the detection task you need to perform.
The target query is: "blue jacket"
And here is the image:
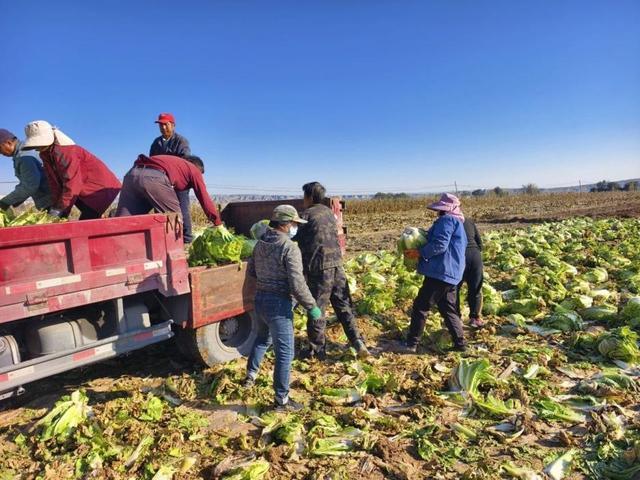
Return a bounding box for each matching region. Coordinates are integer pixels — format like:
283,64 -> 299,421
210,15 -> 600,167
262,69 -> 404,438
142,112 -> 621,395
0,141 -> 52,210
417,214 -> 467,285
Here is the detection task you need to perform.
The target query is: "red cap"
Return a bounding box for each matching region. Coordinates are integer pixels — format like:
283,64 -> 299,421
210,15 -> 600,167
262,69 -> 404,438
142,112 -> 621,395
155,113 -> 175,124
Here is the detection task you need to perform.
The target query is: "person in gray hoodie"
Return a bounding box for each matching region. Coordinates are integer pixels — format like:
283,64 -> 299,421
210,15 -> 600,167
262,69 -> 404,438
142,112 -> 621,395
0,128 -> 51,211
243,205 -> 322,411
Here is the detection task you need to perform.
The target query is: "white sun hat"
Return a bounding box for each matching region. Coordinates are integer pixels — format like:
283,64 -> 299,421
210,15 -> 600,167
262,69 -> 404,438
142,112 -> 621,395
23,120 -> 75,148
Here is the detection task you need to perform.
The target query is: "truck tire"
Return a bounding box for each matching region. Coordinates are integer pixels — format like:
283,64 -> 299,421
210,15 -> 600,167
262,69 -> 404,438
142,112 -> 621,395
176,311 -> 258,366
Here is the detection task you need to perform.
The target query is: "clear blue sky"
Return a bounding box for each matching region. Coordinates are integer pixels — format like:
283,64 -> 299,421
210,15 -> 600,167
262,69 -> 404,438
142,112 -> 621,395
2,1 -> 639,195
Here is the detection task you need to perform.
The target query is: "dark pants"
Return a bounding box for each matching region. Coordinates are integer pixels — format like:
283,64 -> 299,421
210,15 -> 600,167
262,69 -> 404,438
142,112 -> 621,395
75,199 -> 102,220
246,291 -> 295,405
177,189 -> 193,243
457,248 -> 484,318
307,266 -> 363,354
406,276 -> 465,348
116,167 -> 181,222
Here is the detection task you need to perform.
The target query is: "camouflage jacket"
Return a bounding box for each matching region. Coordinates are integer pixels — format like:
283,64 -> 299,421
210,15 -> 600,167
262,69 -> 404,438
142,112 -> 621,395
295,203 -> 342,274
248,228 -> 317,310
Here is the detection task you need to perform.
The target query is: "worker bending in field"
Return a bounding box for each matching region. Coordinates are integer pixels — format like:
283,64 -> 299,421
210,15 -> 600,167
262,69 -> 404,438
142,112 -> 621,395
398,193 -> 467,353
457,217 -> 485,328
115,154 -> 230,238
0,128 -> 51,211
22,121 -> 120,219
148,113 -> 196,243
295,182 -> 369,360
243,205 -> 322,412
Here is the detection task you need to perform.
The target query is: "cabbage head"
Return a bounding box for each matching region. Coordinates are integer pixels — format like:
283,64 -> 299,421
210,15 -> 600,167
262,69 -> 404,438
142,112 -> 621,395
189,227 -> 245,266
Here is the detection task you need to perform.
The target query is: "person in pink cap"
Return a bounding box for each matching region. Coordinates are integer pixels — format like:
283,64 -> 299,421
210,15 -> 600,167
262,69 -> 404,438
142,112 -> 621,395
398,193 -> 468,353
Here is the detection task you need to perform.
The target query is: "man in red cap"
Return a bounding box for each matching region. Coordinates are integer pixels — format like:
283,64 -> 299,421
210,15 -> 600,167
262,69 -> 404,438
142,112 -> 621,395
149,113 -> 195,242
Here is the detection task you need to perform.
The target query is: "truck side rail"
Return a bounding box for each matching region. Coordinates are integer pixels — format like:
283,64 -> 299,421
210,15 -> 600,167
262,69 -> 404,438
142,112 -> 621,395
0,214 -> 190,324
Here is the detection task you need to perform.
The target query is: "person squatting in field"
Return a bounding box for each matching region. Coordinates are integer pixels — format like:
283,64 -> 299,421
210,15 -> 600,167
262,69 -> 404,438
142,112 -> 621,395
115,154 -> 233,239
148,112 -> 196,243
294,181 -> 370,360
243,205 -> 323,412
398,193 -> 468,353
457,217 -> 485,328
0,128 -> 52,212
22,120 -> 121,219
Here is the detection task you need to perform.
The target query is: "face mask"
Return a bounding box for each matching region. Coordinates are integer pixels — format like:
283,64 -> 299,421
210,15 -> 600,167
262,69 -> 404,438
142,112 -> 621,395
288,225 -> 298,238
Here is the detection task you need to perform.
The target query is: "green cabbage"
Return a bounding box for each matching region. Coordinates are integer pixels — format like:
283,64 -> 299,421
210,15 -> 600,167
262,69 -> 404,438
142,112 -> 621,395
540,311 -> 584,332
582,267 -> 609,283
597,326 -> 640,363
580,305 -> 618,322
534,398 -> 586,424
249,219 -> 270,240
397,227 -> 427,252
37,389 -> 90,441
188,227 -> 245,266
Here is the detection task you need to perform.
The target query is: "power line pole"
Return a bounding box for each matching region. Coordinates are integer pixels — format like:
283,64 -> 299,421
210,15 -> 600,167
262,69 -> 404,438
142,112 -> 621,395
579,180 -> 582,193
454,181 -> 458,194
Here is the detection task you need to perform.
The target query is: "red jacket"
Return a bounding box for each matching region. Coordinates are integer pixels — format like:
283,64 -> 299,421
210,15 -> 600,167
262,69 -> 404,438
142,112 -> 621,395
134,154 -> 222,225
41,145 -> 121,215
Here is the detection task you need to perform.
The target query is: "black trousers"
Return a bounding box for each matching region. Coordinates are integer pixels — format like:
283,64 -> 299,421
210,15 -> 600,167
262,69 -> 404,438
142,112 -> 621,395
406,276 -> 465,347
306,266 -> 363,353
457,248 -> 484,318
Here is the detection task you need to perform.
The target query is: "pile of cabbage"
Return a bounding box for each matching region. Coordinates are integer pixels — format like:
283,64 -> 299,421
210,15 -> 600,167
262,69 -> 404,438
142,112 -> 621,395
0,207 -> 65,227
188,226 -> 257,267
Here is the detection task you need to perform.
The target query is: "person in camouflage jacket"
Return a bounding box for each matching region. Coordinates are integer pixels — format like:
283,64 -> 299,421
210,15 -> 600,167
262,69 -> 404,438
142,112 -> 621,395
295,182 -> 369,360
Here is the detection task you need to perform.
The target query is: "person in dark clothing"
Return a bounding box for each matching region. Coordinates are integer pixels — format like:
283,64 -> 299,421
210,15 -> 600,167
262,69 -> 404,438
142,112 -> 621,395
457,218 -> 485,328
149,113 -> 195,243
0,129 -> 51,211
295,182 -> 369,360
398,193 -> 467,353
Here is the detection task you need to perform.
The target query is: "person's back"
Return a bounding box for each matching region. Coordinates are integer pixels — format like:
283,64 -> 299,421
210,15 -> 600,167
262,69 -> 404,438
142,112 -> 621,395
418,214 -> 467,285
297,203 -> 342,273
42,144 -> 120,215
463,218 -> 482,251
252,228 -> 298,297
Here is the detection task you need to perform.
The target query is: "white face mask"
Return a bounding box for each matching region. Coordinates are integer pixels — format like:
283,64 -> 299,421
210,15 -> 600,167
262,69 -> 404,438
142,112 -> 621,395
288,225 -> 298,238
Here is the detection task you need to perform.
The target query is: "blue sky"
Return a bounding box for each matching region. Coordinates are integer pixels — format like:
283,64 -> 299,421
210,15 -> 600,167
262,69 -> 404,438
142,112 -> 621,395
2,1 -> 639,195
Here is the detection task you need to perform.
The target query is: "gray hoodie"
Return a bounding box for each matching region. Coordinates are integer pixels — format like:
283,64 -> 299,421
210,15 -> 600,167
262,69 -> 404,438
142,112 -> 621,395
248,228 -> 317,310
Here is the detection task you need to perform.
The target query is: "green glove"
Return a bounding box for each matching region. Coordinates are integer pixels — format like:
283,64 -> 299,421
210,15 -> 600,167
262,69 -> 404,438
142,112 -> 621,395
214,224 -> 234,242
308,306 -> 322,321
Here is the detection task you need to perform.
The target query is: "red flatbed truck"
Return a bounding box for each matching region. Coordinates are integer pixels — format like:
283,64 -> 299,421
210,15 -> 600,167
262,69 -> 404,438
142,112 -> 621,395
0,198 -> 345,400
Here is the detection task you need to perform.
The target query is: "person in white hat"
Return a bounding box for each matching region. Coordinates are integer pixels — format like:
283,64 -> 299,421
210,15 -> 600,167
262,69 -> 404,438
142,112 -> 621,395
23,121 -> 121,219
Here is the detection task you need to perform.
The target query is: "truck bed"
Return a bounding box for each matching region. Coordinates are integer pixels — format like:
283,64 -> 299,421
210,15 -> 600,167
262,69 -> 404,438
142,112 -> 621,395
0,214 -> 190,323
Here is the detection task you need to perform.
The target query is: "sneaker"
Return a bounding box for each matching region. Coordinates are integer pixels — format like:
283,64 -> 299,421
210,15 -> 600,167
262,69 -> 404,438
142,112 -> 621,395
394,340 -> 418,354
273,399 -> 304,413
354,340 -> 371,359
469,318 -> 485,328
450,343 -> 467,353
241,376 -> 255,388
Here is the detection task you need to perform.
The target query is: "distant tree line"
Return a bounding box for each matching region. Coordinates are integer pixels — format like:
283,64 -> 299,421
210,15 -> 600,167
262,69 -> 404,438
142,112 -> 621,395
590,180 -> 638,192
372,192 -> 411,200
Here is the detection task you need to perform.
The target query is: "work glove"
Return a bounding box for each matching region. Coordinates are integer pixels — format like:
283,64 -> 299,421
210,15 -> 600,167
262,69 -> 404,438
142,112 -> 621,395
308,306 -> 322,321
214,224 -> 235,242
48,208 -> 63,218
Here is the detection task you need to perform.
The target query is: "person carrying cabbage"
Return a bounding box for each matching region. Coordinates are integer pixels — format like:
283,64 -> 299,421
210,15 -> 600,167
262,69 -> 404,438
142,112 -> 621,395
397,193 -> 468,353
457,217 -> 485,328
242,205 -> 322,412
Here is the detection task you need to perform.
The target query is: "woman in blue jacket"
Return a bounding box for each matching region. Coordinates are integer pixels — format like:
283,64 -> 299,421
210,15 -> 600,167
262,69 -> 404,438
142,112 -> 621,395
400,193 -> 467,352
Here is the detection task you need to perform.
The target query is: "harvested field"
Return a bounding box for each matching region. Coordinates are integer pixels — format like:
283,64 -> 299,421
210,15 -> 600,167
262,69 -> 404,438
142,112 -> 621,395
1,195 -> 640,480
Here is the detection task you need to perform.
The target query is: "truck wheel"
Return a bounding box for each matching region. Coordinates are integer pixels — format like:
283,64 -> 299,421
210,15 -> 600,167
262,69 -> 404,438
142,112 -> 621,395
177,311 -> 258,366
